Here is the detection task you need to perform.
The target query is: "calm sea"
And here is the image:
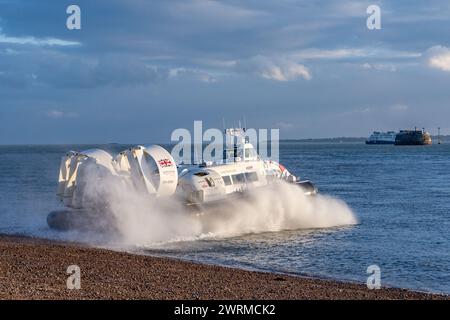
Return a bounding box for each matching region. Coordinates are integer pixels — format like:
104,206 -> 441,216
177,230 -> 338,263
1,142 -> 449,294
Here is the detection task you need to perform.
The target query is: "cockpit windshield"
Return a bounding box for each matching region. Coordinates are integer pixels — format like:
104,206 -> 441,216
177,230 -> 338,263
245,148 -> 257,159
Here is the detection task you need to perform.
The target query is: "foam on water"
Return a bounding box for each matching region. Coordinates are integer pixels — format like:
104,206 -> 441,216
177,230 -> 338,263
81,169 -> 357,245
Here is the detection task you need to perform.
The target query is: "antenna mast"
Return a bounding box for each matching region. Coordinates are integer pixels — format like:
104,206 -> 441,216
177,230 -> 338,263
222,118 -> 226,133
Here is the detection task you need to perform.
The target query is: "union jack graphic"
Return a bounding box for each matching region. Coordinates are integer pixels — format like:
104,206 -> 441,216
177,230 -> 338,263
158,159 -> 173,167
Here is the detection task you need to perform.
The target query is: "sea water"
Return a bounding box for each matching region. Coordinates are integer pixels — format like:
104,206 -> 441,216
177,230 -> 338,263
0,142 -> 449,294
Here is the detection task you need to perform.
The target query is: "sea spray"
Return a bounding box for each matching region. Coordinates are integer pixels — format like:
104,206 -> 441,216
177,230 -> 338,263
77,163 -> 203,244
82,169 -> 358,244
197,182 -> 358,238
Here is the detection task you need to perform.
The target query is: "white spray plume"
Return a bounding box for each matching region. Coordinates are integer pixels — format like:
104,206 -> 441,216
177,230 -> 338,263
79,164 -> 357,245
198,182 -> 358,238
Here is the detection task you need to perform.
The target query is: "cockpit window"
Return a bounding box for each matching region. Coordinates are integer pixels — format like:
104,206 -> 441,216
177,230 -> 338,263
231,173 -> 246,184
245,172 -> 258,182
245,148 -> 257,158
222,176 -> 232,186
194,172 -> 209,177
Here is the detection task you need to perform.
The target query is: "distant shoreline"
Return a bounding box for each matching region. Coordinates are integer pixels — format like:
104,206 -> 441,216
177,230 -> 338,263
282,135 -> 449,143
0,234 -> 447,300
281,138 -> 366,143
0,135 -> 448,146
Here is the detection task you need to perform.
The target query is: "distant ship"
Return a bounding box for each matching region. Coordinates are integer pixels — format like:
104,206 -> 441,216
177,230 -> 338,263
366,131 -> 397,144
395,129 -> 432,145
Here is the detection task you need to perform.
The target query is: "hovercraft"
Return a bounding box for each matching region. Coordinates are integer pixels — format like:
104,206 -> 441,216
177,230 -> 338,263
48,128 -> 317,230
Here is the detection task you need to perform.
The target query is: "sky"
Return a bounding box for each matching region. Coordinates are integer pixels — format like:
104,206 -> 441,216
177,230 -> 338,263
1,0 -> 450,144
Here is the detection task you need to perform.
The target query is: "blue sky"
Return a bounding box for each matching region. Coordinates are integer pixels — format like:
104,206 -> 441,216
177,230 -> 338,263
1,0 -> 450,143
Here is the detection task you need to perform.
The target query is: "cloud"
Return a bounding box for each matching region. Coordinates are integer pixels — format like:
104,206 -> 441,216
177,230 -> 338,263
169,67 -> 218,83
426,45 -> 450,72
47,110 -> 79,119
389,104 -> 409,112
0,70 -> 34,88
0,28 -> 80,47
2,0 -> 450,143
291,48 -> 421,60
343,104 -> 409,117
274,121 -> 295,130
239,55 -> 311,81
0,49 -> 169,88
342,107 -> 374,115
92,56 -> 167,87
171,0 -> 266,27
329,1 -> 375,18
361,63 -> 397,72
292,48 -> 368,60
192,58 -> 237,69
